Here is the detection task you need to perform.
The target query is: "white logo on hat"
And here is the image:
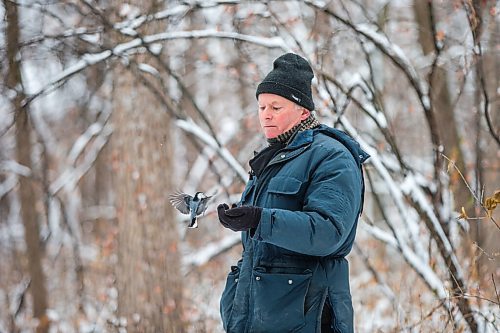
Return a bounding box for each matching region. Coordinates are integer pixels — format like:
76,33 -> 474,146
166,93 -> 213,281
291,94 -> 301,102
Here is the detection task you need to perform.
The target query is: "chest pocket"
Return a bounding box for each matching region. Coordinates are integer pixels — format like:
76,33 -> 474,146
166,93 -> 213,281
266,176 -> 304,210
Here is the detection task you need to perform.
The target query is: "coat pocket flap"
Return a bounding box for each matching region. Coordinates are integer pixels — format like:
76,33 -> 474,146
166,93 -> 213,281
251,268 -> 312,332
268,176 -> 302,195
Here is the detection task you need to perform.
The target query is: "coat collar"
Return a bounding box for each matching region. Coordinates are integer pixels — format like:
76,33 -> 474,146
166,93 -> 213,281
284,128 -> 314,150
285,125 -> 370,165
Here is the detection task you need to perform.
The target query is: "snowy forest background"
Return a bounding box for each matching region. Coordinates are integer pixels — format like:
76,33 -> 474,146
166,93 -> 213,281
0,0 -> 499,332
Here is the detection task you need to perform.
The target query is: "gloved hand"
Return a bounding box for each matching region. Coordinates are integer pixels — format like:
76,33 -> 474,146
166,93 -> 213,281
217,203 -> 262,232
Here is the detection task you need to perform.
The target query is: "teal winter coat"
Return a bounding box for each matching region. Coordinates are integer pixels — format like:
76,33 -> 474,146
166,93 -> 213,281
220,125 -> 369,333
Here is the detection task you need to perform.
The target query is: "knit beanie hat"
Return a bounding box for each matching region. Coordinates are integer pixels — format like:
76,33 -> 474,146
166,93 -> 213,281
256,53 -> 315,111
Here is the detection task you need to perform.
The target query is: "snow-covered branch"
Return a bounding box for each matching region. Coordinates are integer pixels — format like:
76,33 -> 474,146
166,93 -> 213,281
0,160 -> 32,178
401,174 -> 464,281
49,124 -> 112,195
23,50 -> 113,107
176,118 -> 248,183
18,27 -> 104,48
0,175 -> 17,199
182,233 -> 241,273
317,69 -> 409,172
113,1 -> 242,35
360,222 -> 398,249
338,113 -> 478,328
305,0 -> 428,108
67,108 -> 113,164
318,70 -> 388,129
305,0 -> 442,156
24,30 -> 287,107
337,115 -> 439,273
345,130 -> 428,263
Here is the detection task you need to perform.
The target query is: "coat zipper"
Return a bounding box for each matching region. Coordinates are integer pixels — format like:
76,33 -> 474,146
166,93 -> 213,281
244,144 -> 310,333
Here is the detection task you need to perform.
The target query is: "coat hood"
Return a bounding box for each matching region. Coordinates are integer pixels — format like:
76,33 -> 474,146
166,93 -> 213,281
290,124 -> 370,167
318,125 -> 370,166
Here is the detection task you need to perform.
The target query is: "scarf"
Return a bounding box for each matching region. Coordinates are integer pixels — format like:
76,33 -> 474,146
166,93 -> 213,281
249,114 -> 321,177
266,113 -> 320,145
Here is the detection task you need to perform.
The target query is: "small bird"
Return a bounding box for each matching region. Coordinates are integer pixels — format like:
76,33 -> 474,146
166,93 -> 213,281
169,191 -> 214,228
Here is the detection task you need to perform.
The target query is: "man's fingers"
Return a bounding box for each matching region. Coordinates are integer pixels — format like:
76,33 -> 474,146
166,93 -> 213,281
217,203 -> 229,212
225,207 -> 246,217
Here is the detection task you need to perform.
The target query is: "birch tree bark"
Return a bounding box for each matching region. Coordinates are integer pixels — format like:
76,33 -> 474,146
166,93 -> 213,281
4,1 -> 49,332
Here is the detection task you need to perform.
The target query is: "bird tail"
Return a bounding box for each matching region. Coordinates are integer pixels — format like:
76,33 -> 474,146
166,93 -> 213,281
188,217 -> 198,228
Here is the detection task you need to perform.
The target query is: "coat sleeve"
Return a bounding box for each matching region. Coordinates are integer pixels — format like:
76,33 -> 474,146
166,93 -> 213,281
252,147 -> 362,257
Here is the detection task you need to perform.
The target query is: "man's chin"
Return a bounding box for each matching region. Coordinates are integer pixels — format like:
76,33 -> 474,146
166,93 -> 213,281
264,133 -> 278,139
263,128 -> 280,139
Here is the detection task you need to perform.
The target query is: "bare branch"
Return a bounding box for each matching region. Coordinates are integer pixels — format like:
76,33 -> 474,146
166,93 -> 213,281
442,153 -> 500,231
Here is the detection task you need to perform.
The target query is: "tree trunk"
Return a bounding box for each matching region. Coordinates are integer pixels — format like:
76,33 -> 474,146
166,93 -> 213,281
413,1 -> 471,213
4,1 -> 50,332
413,2 -> 478,332
112,66 -> 185,332
110,2 -> 185,332
474,0 -> 500,284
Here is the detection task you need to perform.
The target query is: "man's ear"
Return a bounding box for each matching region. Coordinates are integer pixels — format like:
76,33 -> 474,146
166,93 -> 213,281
300,108 -> 310,121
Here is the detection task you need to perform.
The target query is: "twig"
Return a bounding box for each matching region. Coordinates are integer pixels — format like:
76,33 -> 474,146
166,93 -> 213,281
441,153 -> 500,231
472,242 -> 495,261
439,293 -> 500,307
404,299 -> 447,331
493,274 -> 500,311
353,243 -> 396,303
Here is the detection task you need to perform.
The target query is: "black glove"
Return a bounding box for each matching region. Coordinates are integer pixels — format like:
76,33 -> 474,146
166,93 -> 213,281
217,203 -> 262,232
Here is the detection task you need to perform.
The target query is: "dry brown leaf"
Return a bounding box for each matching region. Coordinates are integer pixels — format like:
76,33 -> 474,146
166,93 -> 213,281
458,206 -> 469,220
436,30 -> 446,42
483,190 -> 500,217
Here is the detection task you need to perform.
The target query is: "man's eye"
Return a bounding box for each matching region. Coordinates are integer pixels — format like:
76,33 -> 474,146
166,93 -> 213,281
272,107 -> 282,111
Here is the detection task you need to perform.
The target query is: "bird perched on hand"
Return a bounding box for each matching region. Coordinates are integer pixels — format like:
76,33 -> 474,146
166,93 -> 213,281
169,191 -> 214,228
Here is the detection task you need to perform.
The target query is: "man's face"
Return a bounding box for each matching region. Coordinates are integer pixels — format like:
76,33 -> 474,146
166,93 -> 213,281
258,93 -> 310,139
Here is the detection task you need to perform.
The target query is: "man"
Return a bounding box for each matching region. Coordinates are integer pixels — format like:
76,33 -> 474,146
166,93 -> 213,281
217,53 -> 369,333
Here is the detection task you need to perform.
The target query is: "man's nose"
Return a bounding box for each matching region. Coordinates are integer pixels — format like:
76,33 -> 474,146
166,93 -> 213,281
262,106 -> 273,119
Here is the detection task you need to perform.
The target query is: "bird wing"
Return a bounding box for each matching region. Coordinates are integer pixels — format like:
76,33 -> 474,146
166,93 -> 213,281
169,192 -> 192,214
196,195 -> 214,215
